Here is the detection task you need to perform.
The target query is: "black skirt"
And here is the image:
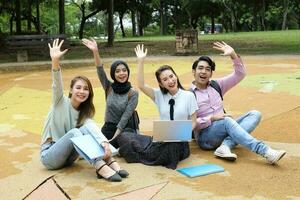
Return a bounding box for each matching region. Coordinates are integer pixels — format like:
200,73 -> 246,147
118,132 -> 190,169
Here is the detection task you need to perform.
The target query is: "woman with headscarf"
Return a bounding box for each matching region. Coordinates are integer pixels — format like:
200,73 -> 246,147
82,39 -> 139,149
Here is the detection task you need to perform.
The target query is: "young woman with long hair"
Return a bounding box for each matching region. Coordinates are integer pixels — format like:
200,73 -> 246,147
40,39 -> 128,182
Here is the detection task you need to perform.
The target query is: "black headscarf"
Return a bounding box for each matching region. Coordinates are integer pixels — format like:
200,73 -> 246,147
110,60 -> 132,94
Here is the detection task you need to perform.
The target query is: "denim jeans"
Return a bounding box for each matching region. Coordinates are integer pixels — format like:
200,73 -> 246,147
196,110 -> 268,156
40,120 -> 108,170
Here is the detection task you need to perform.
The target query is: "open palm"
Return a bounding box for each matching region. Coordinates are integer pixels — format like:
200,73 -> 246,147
213,41 -> 235,56
48,39 -> 68,60
135,44 -> 147,59
82,38 -> 98,52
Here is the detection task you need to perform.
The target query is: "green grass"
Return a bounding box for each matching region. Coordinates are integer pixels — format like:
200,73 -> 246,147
1,30 -> 299,63
240,70 -> 300,96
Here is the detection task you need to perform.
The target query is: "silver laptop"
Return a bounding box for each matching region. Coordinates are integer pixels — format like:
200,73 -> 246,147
153,120 -> 192,142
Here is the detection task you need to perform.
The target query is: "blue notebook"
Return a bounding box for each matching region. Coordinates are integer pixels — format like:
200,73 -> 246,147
71,134 -> 118,163
177,164 -> 224,178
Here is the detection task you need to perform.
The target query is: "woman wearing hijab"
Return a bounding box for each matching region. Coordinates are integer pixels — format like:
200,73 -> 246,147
82,39 -> 138,149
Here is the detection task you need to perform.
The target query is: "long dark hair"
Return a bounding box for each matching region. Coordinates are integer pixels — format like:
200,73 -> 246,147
155,65 -> 184,94
68,76 -> 95,127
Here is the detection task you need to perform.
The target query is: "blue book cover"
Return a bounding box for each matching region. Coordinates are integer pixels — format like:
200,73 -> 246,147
71,134 -> 118,163
177,164 -> 224,178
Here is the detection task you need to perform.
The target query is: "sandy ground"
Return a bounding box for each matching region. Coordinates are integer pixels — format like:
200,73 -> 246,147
0,55 -> 300,200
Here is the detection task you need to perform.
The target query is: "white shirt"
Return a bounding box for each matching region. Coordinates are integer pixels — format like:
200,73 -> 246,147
153,88 -> 198,120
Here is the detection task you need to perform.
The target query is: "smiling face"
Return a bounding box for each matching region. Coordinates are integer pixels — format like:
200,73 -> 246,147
193,60 -> 213,89
114,64 -> 129,83
69,79 -> 90,109
159,69 -> 179,95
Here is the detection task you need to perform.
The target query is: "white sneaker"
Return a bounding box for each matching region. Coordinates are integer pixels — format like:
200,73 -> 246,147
214,145 -> 237,161
264,148 -> 286,164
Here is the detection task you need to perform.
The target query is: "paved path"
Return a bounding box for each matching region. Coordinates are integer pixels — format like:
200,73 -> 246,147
1,55 -> 300,200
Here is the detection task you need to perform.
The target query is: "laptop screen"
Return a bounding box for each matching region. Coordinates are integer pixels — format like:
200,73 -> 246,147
152,120 -> 192,142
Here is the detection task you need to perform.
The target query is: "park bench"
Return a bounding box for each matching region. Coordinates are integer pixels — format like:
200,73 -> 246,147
7,34 -> 69,62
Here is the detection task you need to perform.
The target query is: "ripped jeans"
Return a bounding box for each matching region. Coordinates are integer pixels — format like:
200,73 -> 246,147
196,110 -> 269,156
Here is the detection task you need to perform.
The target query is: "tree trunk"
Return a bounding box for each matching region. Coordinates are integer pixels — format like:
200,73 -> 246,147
232,13 -> 237,32
10,17 -> 13,34
174,4 -> 181,30
75,1 -> 101,39
160,0 -> 167,35
36,0 -> 40,33
298,11 -> 300,29
79,18 -> 85,39
78,3 -> 85,39
259,0 -> 266,31
131,10 -> 137,36
119,13 -> 126,38
136,11 -> 142,36
59,0 -> 65,34
16,0 -> 21,34
137,12 -> 144,36
211,12 -> 215,34
223,1 -> 236,32
27,0 -> 32,31
281,0 -> 289,30
107,0 -> 114,46
253,1 -> 258,31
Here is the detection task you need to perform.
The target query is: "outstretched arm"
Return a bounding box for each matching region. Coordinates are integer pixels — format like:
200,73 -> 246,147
82,38 -> 111,91
212,41 -> 245,95
48,39 -> 68,106
135,44 -> 155,101
82,38 -> 102,66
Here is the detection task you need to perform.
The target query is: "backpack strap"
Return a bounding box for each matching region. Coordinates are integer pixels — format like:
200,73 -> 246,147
209,80 -> 223,100
191,80 -> 226,113
210,80 -> 226,113
190,88 -> 196,98
190,80 -> 222,100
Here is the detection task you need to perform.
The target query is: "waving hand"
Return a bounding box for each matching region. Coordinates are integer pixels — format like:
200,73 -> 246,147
48,39 -> 68,69
48,39 -> 68,60
82,38 -> 98,52
135,44 -> 147,60
213,41 -> 238,59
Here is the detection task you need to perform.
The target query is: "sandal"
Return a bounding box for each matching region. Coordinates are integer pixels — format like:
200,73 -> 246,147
108,161 -> 129,178
96,164 -> 122,182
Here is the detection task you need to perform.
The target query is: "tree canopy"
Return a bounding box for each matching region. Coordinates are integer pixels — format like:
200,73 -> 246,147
0,0 -> 299,46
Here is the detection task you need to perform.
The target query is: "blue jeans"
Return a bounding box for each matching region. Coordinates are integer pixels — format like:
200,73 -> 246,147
196,110 -> 268,156
40,120 -> 108,170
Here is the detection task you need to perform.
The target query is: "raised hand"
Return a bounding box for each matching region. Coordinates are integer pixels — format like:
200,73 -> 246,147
213,41 -> 237,59
48,39 -> 68,61
82,38 -> 98,52
135,44 -> 147,60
